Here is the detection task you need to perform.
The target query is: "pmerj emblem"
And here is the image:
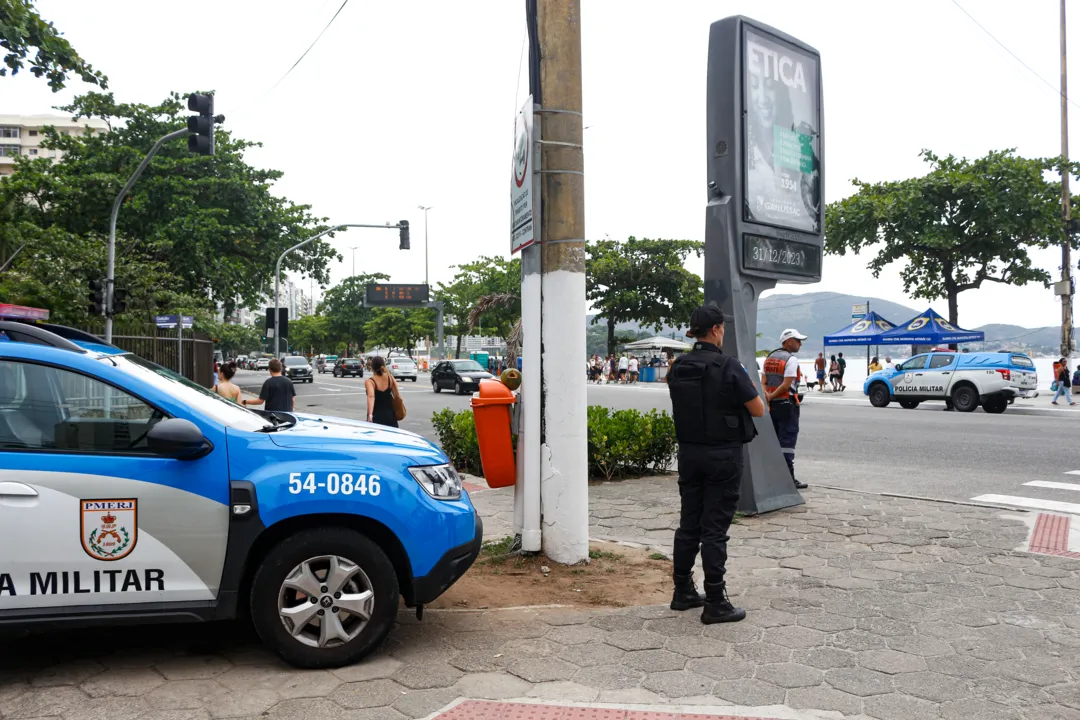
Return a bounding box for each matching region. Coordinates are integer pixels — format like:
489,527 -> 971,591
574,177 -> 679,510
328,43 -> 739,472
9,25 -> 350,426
81,499 -> 137,561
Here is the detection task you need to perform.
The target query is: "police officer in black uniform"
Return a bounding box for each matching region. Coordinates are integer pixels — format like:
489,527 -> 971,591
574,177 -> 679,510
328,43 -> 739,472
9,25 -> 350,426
666,305 -> 765,624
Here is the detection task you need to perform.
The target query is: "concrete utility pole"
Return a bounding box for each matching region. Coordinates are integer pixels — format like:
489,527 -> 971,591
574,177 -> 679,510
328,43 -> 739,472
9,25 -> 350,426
1062,0 -> 1075,358
535,0 -> 588,564
418,205 -> 433,359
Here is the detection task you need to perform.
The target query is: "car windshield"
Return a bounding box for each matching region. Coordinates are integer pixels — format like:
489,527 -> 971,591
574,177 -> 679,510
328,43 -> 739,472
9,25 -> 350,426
452,360 -> 485,372
344,360 -> 361,366
1011,355 -> 1035,368
107,354 -> 270,432
284,357 -> 307,366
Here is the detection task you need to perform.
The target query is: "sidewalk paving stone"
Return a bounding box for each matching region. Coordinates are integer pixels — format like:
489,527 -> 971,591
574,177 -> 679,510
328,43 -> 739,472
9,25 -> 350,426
5,480 -> 1080,719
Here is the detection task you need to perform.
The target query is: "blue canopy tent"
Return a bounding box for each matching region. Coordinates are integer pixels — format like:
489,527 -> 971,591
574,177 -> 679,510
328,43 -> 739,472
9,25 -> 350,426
878,308 -> 984,346
823,311 -> 898,373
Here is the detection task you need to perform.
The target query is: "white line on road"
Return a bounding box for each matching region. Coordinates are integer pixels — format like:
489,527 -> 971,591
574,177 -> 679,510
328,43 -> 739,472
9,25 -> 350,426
1024,481 -> 1080,492
1067,471 -> 1080,476
971,494 -> 1080,515
300,392 -> 367,398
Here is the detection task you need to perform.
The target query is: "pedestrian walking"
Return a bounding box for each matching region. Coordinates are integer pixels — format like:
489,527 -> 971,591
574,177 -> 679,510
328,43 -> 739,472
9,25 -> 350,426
837,352 -> 847,391
828,355 -> 841,392
628,355 -> 639,383
212,361 -> 243,404
608,354 -> 617,384
365,356 -> 401,427
618,354 -> 629,383
868,356 -> 883,373
814,352 -> 826,391
243,358 -> 295,412
667,305 -> 764,624
763,329 -> 809,489
1052,358 -> 1076,406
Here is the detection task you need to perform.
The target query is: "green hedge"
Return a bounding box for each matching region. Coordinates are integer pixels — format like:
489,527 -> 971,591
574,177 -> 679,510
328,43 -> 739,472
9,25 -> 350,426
431,406 -> 677,482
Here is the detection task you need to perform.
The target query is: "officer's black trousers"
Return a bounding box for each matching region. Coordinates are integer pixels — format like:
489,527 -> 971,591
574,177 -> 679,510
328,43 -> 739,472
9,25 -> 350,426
672,443 -> 743,585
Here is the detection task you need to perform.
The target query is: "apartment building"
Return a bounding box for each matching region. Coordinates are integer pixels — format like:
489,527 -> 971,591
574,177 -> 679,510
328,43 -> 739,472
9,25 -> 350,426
0,114 -> 110,176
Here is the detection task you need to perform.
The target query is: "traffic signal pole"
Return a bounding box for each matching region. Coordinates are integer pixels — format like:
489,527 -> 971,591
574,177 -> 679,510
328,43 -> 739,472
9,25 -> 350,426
104,127 -> 189,344
273,222 -> 410,359
1061,0 -> 1075,359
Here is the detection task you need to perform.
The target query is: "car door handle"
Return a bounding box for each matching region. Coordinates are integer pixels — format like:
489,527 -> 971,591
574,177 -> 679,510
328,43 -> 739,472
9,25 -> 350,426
0,481 -> 38,497
915,373 -> 923,376
941,372 -> 950,375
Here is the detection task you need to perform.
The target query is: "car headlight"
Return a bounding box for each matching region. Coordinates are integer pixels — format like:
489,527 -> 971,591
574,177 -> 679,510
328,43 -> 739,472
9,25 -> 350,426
409,464 -> 463,500
461,377 -> 474,382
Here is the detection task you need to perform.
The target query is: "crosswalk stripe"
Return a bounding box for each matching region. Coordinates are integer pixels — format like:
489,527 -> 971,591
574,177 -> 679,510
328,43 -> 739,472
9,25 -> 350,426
971,494 -> 1080,515
1067,471 -> 1080,476
1025,481 -> 1080,492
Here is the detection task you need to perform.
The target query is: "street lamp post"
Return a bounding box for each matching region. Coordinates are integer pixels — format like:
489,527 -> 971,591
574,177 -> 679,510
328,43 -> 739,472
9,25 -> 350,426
274,223 -> 409,359
417,206 -> 432,286
349,246 -> 359,277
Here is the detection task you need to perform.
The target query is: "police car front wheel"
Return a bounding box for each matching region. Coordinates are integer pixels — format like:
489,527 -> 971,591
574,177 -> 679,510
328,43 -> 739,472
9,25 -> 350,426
250,527 -> 399,669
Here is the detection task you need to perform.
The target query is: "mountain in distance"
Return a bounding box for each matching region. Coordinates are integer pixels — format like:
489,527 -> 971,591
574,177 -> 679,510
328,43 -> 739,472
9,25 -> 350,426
585,292 -> 1063,357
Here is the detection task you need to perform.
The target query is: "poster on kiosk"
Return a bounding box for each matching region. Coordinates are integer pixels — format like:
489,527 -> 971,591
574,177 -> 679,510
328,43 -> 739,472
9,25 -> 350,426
703,17 -> 824,513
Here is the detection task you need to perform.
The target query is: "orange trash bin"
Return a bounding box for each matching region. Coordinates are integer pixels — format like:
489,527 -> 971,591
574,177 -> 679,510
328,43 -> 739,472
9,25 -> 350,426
470,379 -> 517,488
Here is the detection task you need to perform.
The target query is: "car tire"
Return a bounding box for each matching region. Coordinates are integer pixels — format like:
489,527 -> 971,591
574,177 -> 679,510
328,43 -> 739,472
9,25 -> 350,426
868,382 -> 891,408
952,385 -> 979,413
455,381 -> 462,395
249,527 -> 399,670
433,381 -> 441,393
899,400 -> 920,410
983,395 -> 1008,414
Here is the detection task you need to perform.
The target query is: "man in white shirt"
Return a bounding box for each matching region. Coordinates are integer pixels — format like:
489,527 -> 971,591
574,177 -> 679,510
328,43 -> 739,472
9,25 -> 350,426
628,355 -> 639,383
618,354 -> 629,383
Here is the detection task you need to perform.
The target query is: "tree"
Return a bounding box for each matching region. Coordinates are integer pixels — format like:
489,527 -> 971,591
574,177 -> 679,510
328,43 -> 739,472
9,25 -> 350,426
434,255 -> 521,358
0,0 -> 107,91
586,237 -> 703,356
363,308 -> 435,356
205,322 -> 261,357
287,314 -> 331,355
0,91 -> 338,324
825,149 -> 1072,327
317,273 -> 389,355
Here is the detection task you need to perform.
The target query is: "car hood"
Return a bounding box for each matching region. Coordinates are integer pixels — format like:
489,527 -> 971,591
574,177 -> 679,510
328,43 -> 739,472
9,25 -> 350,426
267,412 -> 445,461
459,371 -> 493,379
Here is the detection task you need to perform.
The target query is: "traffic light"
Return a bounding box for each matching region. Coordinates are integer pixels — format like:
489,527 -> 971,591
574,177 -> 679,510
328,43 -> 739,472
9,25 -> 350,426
88,279 -> 105,316
399,220 -> 410,250
187,93 -> 215,156
111,288 -> 129,316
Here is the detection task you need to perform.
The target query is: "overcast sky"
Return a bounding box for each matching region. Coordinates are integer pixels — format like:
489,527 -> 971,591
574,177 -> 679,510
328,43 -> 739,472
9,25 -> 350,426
5,0 -> 1077,330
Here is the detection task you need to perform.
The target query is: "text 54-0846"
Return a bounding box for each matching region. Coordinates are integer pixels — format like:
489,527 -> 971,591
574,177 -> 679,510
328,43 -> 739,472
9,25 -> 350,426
288,472 -> 381,496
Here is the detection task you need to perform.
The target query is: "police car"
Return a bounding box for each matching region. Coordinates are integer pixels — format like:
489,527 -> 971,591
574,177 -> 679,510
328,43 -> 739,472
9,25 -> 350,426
863,351 -> 1038,413
0,322 -> 481,668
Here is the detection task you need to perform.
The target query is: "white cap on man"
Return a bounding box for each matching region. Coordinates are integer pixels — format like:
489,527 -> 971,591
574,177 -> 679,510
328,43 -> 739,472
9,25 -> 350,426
779,329 -> 808,343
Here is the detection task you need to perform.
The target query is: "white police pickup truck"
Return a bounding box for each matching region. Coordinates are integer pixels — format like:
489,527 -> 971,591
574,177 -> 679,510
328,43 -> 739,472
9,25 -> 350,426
863,351 -> 1038,414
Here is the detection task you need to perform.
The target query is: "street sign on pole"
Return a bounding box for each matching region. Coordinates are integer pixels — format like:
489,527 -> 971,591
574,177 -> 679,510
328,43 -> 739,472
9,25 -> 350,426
365,284 -> 430,306
511,96 -> 536,254
155,314 -> 179,329
851,303 -> 868,321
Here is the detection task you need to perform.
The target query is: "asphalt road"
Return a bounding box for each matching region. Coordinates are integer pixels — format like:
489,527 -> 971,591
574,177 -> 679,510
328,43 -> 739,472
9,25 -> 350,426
233,369 -> 1080,512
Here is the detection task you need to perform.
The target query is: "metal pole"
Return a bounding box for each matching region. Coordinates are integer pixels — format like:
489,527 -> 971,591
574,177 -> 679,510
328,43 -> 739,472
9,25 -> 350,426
178,316 -> 183,378
349,246 -> 359,277
105,128 -> 189,344
1062,0 -> 1075,358
419,206 -> 433,360
275,223 -> 410,358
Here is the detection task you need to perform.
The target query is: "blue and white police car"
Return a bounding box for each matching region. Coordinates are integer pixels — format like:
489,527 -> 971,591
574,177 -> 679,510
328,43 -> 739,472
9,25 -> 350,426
0,322 -> 481,668
863,350 -> 1038,414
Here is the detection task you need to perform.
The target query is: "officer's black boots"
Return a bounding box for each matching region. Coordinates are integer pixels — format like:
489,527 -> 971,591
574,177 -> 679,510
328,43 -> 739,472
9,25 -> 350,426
670,572 -> 705,611
701,582 -> 747,624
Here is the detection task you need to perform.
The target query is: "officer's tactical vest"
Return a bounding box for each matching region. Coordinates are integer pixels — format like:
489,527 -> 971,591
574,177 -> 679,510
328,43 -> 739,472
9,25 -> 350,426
668,347 -> 757,445
763,349 -> 800,404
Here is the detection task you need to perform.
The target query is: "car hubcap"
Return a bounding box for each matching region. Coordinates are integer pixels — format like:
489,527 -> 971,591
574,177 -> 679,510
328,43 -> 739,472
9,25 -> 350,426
278,555 -> 374,649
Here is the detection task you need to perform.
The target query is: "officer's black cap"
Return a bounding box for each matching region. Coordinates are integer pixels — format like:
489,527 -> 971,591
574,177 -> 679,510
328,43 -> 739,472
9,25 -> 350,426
687,305 -> 725,337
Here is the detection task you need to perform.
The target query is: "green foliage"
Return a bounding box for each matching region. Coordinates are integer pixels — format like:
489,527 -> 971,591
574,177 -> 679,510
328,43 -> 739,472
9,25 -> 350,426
825,149 -> 1073,325
586,237 -> 703,356
363,307 -> 435,355
430,407 -> 483,475
0,91 -> 336,327
434,256 -> 520,357
316,273 -> 389,354
431,405 -> 677,482
287,314 -> 332,355
586,406 -> 677,482
0,0 -> 107,90
205,321 -> 261,356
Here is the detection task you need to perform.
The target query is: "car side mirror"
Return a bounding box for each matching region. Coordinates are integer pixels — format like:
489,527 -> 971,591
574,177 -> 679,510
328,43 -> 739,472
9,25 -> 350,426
147,418 -> 211,460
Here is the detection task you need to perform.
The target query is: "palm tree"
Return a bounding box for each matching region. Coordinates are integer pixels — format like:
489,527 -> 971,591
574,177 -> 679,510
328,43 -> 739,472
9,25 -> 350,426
468,293 -> 521,365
